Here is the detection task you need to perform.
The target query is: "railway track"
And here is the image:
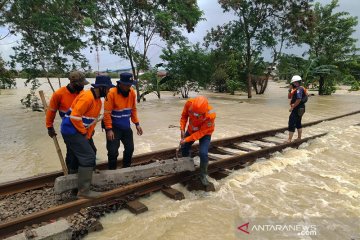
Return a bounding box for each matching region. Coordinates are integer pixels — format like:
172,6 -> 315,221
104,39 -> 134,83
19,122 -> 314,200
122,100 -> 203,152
0,110 -> 359,238
1,110 -> 359,196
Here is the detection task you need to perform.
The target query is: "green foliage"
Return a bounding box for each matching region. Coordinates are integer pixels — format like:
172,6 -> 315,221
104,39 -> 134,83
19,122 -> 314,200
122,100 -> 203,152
336,56 -> 360,82
304,0 -> 358,62
6,0 -> 88,70
226,80 -> 240,95
0,56 -> 16,89
278,54 -> 309,81
350,81 -> 360,91
210,66 -> 228,93
138,69 -> 162,99
302,0 -> 358,95
206,49 -> 247,93
3,0 -> 89,109
341,74 -> 356,85
88,0 -> 203,102
206,0 -> 313,98
160,44 -> 211,98
20,69 -> 42,110
321,78 -> 337,95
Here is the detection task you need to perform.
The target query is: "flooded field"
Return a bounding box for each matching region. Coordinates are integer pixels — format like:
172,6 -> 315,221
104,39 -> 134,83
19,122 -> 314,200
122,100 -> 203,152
0,78 -> 359,239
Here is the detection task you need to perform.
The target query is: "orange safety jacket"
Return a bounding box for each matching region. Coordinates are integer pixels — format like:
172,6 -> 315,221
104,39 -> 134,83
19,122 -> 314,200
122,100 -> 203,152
288,86 -> 308,101
60,90 -> 102,139
46,86 -> 79,128
103,87 -> 139,130
180,99 -> 216,143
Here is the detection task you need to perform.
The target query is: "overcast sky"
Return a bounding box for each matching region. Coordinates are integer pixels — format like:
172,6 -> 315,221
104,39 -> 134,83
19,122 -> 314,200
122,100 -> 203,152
0,0 -> 359,71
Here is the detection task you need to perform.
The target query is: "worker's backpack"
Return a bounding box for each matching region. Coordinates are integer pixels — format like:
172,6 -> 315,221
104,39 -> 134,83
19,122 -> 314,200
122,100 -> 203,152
301,87 -> 309,104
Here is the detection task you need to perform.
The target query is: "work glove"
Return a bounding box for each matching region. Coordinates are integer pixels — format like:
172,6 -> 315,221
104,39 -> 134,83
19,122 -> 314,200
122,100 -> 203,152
47,127 -> 57,138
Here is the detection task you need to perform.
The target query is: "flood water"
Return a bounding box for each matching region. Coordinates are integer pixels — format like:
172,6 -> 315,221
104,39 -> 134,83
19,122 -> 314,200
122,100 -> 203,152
0,79 -> 359,239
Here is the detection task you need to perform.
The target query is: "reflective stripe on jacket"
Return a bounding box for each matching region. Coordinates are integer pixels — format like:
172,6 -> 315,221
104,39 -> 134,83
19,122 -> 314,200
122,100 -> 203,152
60,90 -> 102,139
180,98 -> 216,143
103,87 -> 139,130
46,86 -> 79,128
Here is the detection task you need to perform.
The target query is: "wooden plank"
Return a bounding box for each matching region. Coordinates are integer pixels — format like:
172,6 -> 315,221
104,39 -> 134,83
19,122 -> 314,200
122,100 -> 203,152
161,187 -> 185,200
125,200 -> 148,214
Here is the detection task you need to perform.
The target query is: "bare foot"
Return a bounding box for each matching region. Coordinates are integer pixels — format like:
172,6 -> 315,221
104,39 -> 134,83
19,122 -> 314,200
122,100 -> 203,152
294,138 -> 301,142
284,139 -> 291,143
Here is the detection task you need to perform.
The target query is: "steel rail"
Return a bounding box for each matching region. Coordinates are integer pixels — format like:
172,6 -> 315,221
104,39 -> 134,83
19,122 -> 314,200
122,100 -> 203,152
0,110 -> 358,196
0,133 -> 326,237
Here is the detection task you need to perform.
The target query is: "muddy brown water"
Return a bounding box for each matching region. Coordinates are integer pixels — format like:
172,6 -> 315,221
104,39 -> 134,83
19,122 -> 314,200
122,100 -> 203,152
0,79 -> 359,240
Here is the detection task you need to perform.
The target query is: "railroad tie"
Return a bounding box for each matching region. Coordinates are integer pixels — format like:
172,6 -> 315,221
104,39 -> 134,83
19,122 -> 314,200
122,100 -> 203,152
125,200 -> 148,214
260,138 -> 282,145
211,146 -> 237,155
161,187 -> 185,200
228,143 -> 255,152
209,169 -> 230,180
208,153 -> 228,161
250,140 -> 276,148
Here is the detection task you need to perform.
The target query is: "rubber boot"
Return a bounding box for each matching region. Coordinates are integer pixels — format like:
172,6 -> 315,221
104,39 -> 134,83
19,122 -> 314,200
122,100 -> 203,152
199,162 -> 209,186
68,169 -> 78,196
108,160 -> 117,170
77,167 -> 101,199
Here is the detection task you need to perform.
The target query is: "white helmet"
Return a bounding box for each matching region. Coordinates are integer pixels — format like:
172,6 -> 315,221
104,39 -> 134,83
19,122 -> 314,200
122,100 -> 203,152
290,75 -> 302,83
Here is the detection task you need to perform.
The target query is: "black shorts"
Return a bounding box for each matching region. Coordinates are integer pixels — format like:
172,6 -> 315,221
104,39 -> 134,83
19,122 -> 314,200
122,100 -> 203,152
288,108 -> 305,132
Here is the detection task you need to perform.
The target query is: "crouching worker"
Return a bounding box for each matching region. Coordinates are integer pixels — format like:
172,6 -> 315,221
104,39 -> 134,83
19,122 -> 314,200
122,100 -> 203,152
180,96 -> 216,186
61,76 -> 114,199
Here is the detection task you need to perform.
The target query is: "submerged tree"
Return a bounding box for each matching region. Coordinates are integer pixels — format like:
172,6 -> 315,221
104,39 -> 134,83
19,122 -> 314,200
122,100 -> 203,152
137,64 -> 165,100
161,44 -> 211,98
302,0 -> 358,95
88,0 -> 203,102
206,0 -> 314,98
4,0 -> 89,109
204,21 -> 246,94
0,55 -> 15,89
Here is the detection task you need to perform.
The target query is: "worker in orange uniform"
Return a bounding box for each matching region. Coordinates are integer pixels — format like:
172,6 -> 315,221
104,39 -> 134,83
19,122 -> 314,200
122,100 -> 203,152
61,75 -> 114,199
180,96 -> 216,186
103,72 -> 143,169
45,71 -> 89,173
